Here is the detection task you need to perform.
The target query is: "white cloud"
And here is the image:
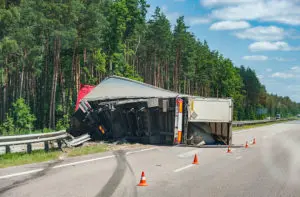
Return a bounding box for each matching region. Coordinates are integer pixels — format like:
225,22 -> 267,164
266,68 -> 272,72
263,16 -> 300,26
249,41 -> 300,52
161,5 -> 168,12
166,12 -> 180,22
287,85 -> 300,90
187,17 -> 211,25
209,0 -> 300,26
257,74 -> 264,79
242,55 -> 268,61
291,66 -> 300,72
271,72 -> 295,79
161,6 -> 180,26
210,20 -> 250,30
166,12 -> 181,27
201,0 -> 259,7
274,57 -> 296,62
235,26 -> 285,41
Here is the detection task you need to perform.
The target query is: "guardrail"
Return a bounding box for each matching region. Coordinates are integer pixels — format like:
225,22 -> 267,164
232,118 -> 295,127
0,130 -> 68,154
232,120 -> 275,127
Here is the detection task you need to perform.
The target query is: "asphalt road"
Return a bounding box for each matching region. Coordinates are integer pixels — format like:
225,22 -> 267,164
0,121 -> 300,197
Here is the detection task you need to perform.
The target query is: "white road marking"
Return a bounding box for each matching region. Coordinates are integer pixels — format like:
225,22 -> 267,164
174,164 -> 194,173
126,147 -> 157,155
177,149 -> 202,158
52,155 -> 115,169
0,169 -> 44,180
236,156 -> 242,160
0,147 -> 158,180
233,129 -> 253,134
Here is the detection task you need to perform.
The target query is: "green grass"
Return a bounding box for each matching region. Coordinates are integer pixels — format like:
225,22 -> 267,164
233,119 -> 292,131
0,149 -> 61,168
67,144 -> 108,157
0,144 -> 109,168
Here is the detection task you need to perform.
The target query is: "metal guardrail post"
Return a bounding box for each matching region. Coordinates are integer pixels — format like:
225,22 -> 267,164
44,141 -> 49,152
57,140 -> 62,149
5,145 -> 10,154
27,143 -> 32,154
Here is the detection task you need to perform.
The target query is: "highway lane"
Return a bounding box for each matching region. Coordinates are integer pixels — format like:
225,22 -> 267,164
137,120 -> 300,197
0,121 -> 299,197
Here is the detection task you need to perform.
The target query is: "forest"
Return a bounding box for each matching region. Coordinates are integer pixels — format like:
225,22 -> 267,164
0,0 -> 299,134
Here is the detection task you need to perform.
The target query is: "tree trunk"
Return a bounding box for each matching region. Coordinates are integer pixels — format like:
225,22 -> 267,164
60,66 -> 66,114
83,48 -> 87,82
157,62 -> 160,87
72,39 -> 78,95
39,37 -> 49,128
154,53 -> 157,86
2,75 -> 7,121
174,48 -> 178,91
183,76 -> 186,94
76,54 -> 80,96
20,63 -> 25,98
166,61 -> 169,90
49,37 -> 61,129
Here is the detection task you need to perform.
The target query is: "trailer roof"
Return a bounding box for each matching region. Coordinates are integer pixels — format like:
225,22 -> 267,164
84,76 -> 187,101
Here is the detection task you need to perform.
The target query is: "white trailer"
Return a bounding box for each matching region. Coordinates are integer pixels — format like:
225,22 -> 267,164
172,97 -> 233,146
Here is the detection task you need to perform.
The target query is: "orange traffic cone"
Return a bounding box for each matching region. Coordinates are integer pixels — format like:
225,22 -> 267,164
245,141 -> 249,148
137,171 -> 148,186
227,146 -> 232,153
253,138 -> 256,145
192,154 -> 199,164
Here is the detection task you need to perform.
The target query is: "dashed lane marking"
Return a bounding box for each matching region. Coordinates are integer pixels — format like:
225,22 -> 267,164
177,149 -> 202,158
126,147 -> 157,155
174,164 -> 194,173
0,169 -> 44,180
52,155 -> 115,169
236,156 -> 242,160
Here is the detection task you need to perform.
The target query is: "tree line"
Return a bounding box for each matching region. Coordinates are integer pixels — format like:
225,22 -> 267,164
0,0 -> 299,134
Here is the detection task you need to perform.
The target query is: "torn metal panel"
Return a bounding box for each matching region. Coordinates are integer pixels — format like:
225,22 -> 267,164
84,76 -> 187,101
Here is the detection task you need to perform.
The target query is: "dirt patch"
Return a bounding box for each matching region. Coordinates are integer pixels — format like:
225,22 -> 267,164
82,141 -> 153,152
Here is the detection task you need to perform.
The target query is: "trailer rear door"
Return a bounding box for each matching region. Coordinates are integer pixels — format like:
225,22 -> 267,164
189,97 -> 233,123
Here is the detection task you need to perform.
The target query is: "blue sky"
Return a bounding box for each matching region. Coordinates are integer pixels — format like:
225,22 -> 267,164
147,0 -> 300,102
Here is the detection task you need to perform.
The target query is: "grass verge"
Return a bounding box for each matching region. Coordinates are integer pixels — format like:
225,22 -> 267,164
0,144 -> 109,168
0,149 -> 61,168
233,119 -> 293,131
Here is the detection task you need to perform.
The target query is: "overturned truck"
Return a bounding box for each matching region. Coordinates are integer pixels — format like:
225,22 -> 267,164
68,76 -> 233,145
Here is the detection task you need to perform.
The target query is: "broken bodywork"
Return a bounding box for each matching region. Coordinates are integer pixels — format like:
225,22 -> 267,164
68,76 -> 233,145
